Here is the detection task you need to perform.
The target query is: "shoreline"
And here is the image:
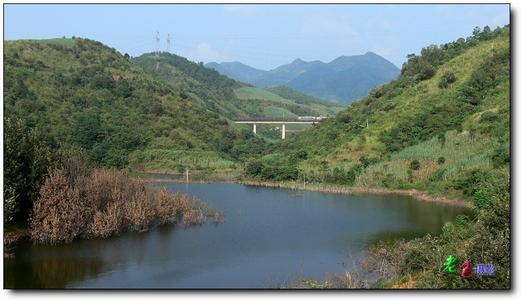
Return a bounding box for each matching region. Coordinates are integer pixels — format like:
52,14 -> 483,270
239,180 -> 472,208
141,172 -> 472,208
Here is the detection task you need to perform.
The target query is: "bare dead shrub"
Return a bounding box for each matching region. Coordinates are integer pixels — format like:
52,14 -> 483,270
361,242 -> 407,282
86,201 -> 124,238
123,190 -> 154,232
154,189 -> 180,225
191,197 -> 224,224
30,168 -> 222,244
30,169 -> 88,244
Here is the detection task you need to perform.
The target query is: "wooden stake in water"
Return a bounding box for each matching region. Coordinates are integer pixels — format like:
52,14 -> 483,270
186,168 -> 189,184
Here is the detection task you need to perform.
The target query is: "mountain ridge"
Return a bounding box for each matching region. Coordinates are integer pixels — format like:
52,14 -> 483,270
205,52 -> 400,105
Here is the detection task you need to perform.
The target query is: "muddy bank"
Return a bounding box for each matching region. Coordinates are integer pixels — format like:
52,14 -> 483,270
239,180 -> 472,208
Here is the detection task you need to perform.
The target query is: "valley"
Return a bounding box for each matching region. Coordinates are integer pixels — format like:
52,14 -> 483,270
3,5 -> 511,289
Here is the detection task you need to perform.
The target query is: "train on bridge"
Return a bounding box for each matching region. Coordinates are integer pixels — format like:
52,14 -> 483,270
296,116 -> 327,121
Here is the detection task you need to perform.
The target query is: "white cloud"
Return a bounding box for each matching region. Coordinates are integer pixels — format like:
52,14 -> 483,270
193,42 -> 220,62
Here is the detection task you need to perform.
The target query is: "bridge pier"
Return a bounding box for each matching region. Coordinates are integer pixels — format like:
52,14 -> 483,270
233,118 -> 322,140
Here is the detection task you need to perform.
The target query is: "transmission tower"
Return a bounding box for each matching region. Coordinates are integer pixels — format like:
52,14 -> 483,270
155,31 -> 160,72
166,33 -> 171,53
155,31 -> 160,56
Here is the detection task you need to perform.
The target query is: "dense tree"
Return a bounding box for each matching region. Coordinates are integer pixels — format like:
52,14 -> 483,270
4,118 -> 53,224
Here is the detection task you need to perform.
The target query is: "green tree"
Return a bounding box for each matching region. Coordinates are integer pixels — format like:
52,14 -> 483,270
4,118 -> 53,225
71,111 -> 104,150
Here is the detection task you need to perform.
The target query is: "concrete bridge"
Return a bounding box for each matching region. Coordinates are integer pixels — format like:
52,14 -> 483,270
233,117 -> 323,139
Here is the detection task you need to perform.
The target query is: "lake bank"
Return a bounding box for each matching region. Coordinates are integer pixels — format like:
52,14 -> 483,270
239,180 -> 472,208
141,172 -> 471,208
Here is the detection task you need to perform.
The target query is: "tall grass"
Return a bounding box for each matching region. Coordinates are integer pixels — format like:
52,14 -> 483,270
391,131 -> 495,163
30,168 -> 223,244
356,131 -> 495,190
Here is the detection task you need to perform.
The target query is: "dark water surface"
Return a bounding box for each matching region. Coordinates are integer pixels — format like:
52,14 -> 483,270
5,182 -> 468,288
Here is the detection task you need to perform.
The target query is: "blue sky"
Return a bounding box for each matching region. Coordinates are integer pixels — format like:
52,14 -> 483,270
4,4 -> 509,70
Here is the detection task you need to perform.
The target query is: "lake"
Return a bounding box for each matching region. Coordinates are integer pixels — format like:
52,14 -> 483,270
4,182 -> 468,288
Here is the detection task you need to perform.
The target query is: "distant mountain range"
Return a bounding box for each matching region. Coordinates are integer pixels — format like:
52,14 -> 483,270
206,52 -> 400,105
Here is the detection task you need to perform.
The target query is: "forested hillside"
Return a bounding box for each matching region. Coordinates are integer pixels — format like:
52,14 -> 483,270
244,26 -> 510,288
3,38 -> 268,173
133,52 -> 340,119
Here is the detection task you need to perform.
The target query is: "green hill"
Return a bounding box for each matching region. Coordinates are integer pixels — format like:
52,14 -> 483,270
244,26 -> 510,288
132,52 -> 341,120
234,86 -> 341,118
248,26 -> 509,190
3,38 -> 268,172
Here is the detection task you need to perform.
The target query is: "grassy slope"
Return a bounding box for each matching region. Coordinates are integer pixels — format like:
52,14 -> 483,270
235,86 -> 342,118
266,30 -> 509,199
346,34 -> 508,196
3,38 -> 265,172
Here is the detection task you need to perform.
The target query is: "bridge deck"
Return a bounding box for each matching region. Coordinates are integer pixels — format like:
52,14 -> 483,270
233,118 -> 321,124
234,120 -> 318,124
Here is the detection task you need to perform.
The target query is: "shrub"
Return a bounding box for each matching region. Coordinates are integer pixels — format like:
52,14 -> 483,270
404,247 -> 430,273
30,169 -> 88,244
382,173 -> 395,188
430,168 -> 446,182
360,156 -> 379,168
87,201 -> 124,238
409,159 -> 421,170
491,146 -> 509,168
244,159 -> 264,178
30,168 -> 222,244
480,111 -> 499,122
473,189 -> 490,209
155,189 -> 181,225
407,169 -> 414,183
437,156 -> 446,165
438,133 -> 446,148
453,169 -> 489,196
438,71 -> 456,89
